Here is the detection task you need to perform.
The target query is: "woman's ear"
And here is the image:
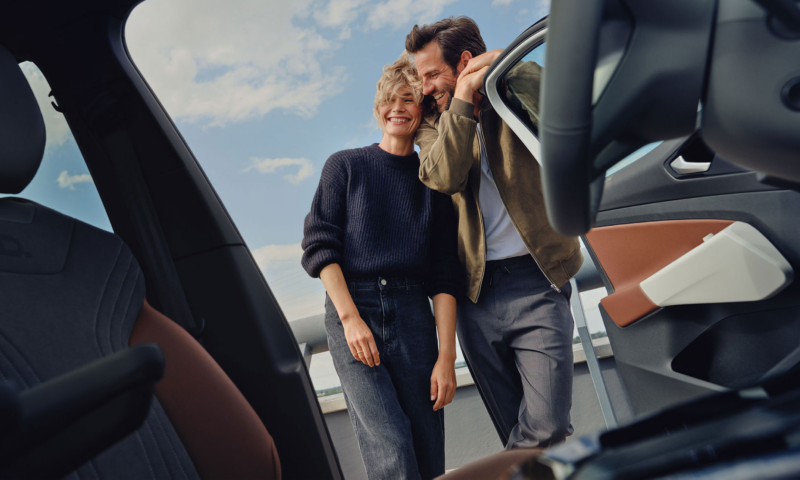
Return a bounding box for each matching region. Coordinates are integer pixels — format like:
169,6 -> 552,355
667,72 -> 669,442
456,51 -> 473,75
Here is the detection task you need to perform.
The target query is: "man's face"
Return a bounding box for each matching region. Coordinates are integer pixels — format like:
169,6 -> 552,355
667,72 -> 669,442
415,41 -> 459,113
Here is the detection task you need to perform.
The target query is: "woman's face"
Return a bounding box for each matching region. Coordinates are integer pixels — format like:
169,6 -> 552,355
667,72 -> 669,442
379,87 -> 423,139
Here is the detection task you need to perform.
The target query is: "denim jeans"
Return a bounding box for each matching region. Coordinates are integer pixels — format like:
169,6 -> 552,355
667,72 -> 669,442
325,276 -> 445,480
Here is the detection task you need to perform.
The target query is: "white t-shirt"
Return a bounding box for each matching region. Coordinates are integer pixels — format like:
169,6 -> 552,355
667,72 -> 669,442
476,125 -> 530,261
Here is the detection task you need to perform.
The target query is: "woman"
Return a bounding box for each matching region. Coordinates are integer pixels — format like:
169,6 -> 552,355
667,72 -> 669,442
301,55 -> 462,480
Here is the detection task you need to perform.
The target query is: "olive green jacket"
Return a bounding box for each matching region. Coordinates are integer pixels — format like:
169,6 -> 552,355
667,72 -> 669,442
415,96 -> 583,303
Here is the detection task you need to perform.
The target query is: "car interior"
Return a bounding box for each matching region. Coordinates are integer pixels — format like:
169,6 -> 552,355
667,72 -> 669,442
1,0 -> 800,479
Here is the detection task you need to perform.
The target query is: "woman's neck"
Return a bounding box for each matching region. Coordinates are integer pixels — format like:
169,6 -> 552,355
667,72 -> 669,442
378,134 -> 415,156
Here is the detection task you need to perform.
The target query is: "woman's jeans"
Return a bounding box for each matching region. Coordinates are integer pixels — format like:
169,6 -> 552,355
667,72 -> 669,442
325,276 -> 445,480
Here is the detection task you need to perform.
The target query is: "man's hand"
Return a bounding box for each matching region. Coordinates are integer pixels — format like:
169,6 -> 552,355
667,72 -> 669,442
341,313 -> 380,367
454,65 -> 489,103
430,355 -> 457,411
458,48 -> 504,82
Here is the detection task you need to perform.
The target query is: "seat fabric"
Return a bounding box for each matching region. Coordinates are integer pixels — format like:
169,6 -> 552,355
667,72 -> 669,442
131,300 -> 281,479
0,198 -> 200,479
0,197 -> 282,479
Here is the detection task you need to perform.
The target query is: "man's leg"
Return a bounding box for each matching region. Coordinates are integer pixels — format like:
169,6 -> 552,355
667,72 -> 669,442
456,266 -> 526,447
500,265 -> 575,449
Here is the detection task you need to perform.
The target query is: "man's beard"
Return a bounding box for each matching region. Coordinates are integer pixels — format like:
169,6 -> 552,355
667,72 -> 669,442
436,80 -> 457,113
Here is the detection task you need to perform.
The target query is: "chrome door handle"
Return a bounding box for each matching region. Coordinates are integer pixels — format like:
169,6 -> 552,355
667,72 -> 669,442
670,155 -> 711,175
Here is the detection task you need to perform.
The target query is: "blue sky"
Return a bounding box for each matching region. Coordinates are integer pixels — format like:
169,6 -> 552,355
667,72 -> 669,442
17,0 -> 615,390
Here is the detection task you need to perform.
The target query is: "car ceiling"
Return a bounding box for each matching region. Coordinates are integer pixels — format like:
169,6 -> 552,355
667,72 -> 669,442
0,0 -> 143,59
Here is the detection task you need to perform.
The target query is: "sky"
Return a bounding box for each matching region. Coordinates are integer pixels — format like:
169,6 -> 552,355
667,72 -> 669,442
16,0 -> 613,391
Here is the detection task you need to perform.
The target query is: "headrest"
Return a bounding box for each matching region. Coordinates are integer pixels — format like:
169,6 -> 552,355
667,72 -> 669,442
0,44 -> 45,195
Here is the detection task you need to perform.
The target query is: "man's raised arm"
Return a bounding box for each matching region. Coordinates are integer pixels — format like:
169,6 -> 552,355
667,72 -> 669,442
415,98 -> 477,195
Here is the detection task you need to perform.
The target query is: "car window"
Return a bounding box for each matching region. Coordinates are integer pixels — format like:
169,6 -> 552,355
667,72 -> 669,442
500,44 -> 662,177
501,42 -> 546,135
4,62 -> 112,232
605,142 -> 662,177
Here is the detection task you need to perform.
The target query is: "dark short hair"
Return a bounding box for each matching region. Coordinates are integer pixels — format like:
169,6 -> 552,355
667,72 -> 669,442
405,16 -> 487,73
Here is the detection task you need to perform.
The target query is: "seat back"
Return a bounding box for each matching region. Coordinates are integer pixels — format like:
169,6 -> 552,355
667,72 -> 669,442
0,44 -> 280,479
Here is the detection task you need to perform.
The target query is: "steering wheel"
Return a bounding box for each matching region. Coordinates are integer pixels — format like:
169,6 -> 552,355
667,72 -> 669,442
538,0 -> 717,236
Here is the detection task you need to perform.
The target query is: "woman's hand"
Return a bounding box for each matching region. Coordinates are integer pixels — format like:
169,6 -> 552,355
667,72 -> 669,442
341,312 -> 380,367
319,264 -> 380,368
430,354 -> 457,411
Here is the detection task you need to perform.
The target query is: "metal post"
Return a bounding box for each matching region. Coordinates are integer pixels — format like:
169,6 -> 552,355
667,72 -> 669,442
299,343 -> 313,369
571,278 -> 617,429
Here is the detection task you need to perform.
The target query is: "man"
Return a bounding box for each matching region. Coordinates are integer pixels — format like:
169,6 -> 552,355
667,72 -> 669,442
405,17 -> 583,449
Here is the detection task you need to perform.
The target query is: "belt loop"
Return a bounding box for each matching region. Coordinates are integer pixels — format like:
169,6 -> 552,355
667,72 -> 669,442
405,276 -> 410,294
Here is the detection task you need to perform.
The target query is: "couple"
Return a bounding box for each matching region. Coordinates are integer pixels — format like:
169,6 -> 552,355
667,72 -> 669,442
301,16 -> 583,480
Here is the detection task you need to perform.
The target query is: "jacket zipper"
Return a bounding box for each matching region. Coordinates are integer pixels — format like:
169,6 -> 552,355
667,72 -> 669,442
474,119 -> 487,301
477,112 -> 560,293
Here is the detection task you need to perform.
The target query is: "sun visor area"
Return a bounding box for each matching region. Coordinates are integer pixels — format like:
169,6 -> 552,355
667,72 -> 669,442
0,44 -> 45,195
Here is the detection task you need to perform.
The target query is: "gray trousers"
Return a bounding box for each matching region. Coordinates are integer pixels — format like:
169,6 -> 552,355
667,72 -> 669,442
458,254 -> 574,449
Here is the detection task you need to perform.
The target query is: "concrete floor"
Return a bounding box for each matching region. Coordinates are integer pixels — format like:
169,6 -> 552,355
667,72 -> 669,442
323,356 -> 633,480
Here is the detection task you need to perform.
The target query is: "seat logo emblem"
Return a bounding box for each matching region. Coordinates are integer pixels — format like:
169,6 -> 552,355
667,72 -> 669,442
0,235 -> 32,258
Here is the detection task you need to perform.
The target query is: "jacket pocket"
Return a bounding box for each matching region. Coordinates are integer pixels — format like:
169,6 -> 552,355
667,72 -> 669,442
560,247 -> 584,281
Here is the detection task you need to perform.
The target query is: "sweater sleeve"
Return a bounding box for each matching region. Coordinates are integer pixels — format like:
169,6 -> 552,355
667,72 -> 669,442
425,191 -> 463,298
301,157 -> 347,278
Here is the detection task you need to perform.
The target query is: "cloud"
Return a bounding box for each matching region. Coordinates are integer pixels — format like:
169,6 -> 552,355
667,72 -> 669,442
125,0 -> 346,127
251,243 -> 304,270
250,243 -> 327,320
526,0 -> 551,18
19,63 -> 71,151
366,0 -> 460,30
57,171 -> 93,190
246,157 -> 316,184
314,0 -> 370,28
345,117 -> 380,147
492,0 -> 515,5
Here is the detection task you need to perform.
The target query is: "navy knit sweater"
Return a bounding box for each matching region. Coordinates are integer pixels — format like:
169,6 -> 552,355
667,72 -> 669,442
301,143 -> 462,298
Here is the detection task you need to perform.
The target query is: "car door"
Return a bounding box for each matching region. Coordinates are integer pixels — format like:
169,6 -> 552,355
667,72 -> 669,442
486,20 -> 800,417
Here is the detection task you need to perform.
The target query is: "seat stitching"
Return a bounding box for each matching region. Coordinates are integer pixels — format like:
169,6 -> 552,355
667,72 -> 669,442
109,255 -> 137,353
0,349 -> 22,387
93,242 -> 124,357
0,332 -> 41,386
87,460 -> 100,480
119,270 -> 143,350
134,431 -> 158,479
143,418 -> 172,480
105,254 -> 135,354
151,406 -> 191,480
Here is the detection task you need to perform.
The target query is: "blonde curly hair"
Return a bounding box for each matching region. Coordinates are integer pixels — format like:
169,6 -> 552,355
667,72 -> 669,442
373,53 -> 433,129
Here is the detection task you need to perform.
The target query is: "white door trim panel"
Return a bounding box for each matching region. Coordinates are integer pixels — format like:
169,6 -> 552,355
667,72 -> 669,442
640,222 -> 793,307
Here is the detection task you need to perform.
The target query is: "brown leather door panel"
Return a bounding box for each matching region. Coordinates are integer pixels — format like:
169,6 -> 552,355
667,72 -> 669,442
586,219 -> 733,327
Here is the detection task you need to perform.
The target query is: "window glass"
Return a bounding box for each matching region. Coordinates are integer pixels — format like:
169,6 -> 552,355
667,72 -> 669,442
605,141 -> 662,177
502,42 -> 546,134
4,63 -> 112,232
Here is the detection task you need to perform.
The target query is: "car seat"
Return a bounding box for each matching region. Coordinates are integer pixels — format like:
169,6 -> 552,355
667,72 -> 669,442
0,43 -> 281,479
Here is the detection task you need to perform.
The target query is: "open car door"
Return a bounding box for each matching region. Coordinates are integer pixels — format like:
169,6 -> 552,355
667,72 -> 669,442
485,8 -> 800,417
